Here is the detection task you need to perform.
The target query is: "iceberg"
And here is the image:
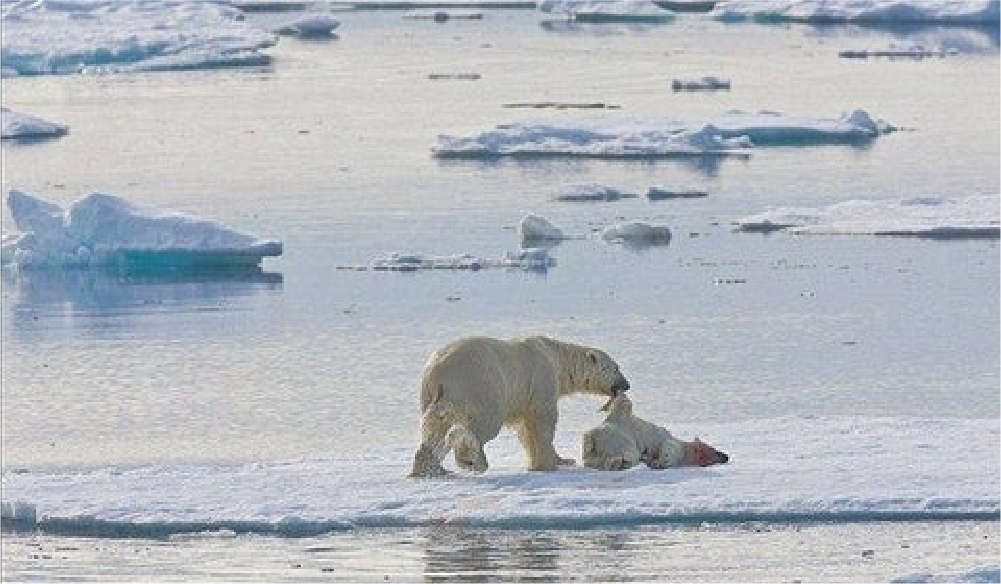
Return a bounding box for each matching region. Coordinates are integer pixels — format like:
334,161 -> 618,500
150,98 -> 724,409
0,108 -> 67,139
710,0 -> 1000,24
601,221 -> 673,244
734,195 -> 1000,238
538,0 -> 676,22
518,214 -> 566,245
274,13 -> 341,37
2,190 -> 283,270
432,110 -> 893,158
0,0 -> 277,76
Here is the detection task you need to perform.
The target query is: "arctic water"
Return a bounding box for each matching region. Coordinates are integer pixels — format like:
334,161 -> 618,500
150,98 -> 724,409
1,5 -> 999,582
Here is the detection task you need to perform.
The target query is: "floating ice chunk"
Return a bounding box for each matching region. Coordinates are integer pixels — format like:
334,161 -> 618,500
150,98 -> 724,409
890,566 -> 1001,583
601,221 -> 672,244
734,195 -> 1000,239
433,110 -> 891,158
369,249 -> 554,271
646,187 -> 708,200
538,0 -> 676,22
672,76 -> 731,91
1,108 -> 68,140
838,46 -> 959,59
711,0 -> 1000,24
1,0 -> 277,76
501,247 -> 557,269
403,10 -> 484,21
518,214 -> 566,245
274,14 -> 341,37
553,184 -> 636,202
2,190 -> 283,270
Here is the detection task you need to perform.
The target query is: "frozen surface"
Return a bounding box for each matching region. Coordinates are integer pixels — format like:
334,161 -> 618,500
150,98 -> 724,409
734,195 -> 1000,238
274,13 -> 340,36
518,214 -> 566,244
1,190 -> 282,269
537,0 -> 676,22
602,221 -> 673,244
1,417 -> 997,537
432,110 -> 893,158
0,0 -> 277,75
0,108 -> 67,139
711,0 -> 1000,24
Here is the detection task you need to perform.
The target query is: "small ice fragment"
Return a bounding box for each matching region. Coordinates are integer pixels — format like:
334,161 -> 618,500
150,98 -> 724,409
274,14 -> 341,37
601,222 -> 672,244
518,214 -> 565,245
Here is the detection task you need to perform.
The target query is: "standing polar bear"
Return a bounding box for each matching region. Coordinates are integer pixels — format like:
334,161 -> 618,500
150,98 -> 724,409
409,335 -> 630,477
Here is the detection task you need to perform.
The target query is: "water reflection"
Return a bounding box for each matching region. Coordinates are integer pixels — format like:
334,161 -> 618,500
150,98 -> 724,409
422,527 -> 560,583
2,266 -> 282,324
435,154 -> 734,177
803,23 -> 1000,52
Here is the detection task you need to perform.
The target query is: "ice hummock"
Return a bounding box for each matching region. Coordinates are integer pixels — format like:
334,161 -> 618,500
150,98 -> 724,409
711,0 -> 1000,24
0,0 -> 277,76
734,195 -> 1000,239
0,108 -> 67,139
538,0 -> 676,22
433,110 -> 893,158
1,190 -> 283,270
1,417 -> 997,537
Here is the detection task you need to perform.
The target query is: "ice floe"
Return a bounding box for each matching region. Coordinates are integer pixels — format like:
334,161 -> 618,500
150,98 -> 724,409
538,0 -> 676,22
363,248 -> 555,271
433,109 -> 893,158
710,0 -> 1000,24
1,417 -> 996,537
734,195 -> 1000,239
0,108 -> 67,139
518,214 -> 566,245
0,0 -> 277,76
646,187 -> 708,200
601,221 -> 673,245
1,190 -> 283,270
553,184 -> 637,202
671,76 -> 731,91
274,13 -> 341,37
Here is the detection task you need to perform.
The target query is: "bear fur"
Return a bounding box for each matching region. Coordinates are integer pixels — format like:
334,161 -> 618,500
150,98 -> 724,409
582,394 -> 728,471
409,335 -> 630,477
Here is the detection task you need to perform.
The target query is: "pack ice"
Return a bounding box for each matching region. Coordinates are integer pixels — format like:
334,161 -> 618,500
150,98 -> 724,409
1,190 -> 283,270
711,0 -> 1000,24
1,108 -> 67,139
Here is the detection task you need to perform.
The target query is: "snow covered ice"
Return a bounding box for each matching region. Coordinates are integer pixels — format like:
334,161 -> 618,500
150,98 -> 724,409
1,190 -> 283,270
432,110 -> 894,158
734,195 -> 1001,238
1,417 -> 996,537
602,221 -> 673,245
0,0 -> 277,75
537,0 -> 676,23
710,0 -> 1001,24
0,108 -> 67,139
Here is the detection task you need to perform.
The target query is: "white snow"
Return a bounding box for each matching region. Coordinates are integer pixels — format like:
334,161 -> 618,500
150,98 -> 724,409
518,214 -> 566,245
0,108 -> 67,139
433,110 -> 893,158
538,0 -> 676,22
274,13 -> 341,37
0,0 -> 277,76
1,417 -> 997,536
734,195 -> 1000,239
602,221 -> 673,244
672,76 -> 731,91
1,190 -> 282,269
711,0 -> 1000,24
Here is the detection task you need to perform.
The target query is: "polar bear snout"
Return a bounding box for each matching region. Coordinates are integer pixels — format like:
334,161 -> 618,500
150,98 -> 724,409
610,376 -> 630,395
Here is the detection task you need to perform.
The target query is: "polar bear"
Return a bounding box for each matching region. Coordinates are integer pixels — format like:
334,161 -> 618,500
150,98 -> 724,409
582,394 -> 728,470
409,335 -> 630,477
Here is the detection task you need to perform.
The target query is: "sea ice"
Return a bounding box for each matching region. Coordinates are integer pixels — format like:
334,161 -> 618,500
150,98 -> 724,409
1,108 -> 67,139
890,567 -> 1001,583
274,13 -> 341,37
432,110 -> 893,158
0,417 -> 996,536
711,0 -> 1000,24
734,195 -> 1000,239
1,190 -> 283,270
671,76 -> 731,91
0,0 -> 277,76
553,184 -> 637,202
537,0 -> 676,22
518,214 -> 566,245
368,249 -> 555,271
601,221 -> 673,244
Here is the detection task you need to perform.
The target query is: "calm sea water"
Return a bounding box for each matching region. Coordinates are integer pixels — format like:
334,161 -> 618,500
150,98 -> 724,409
1,7 -> 999,581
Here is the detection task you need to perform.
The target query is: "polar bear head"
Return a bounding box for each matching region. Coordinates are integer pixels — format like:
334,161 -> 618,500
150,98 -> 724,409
581,347 -> 630,401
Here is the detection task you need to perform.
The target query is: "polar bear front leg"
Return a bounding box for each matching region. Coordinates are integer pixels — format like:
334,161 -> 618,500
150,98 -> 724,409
518,412 -> 574,471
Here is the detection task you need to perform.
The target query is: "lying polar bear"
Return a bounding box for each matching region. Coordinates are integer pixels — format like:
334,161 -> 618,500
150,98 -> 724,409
410,335 -> 630,477
582,394 -> 728,470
